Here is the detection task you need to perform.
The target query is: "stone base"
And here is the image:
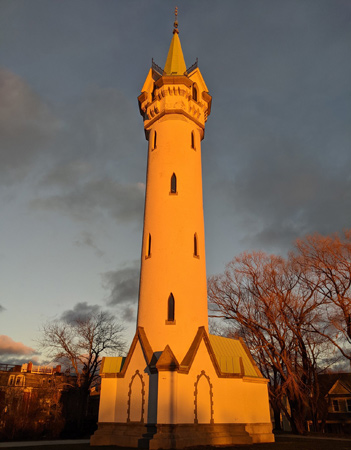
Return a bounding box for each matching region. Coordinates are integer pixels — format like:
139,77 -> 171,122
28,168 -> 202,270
90,422 -> 274,448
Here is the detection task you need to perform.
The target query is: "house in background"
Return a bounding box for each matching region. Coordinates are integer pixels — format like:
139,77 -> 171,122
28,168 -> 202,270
0,361 -> 76,440
320,373 -> 351,434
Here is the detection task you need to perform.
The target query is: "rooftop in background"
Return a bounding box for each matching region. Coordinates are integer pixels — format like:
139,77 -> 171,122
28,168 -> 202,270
0,361 -> 62,374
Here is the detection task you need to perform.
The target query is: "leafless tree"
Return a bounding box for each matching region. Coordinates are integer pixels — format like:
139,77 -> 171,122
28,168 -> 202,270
294,231 -> 351,362
39,311 -> 126,429
208,251 -> 330,434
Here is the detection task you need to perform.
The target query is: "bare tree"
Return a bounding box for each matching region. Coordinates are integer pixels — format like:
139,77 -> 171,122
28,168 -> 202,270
294,231 -> 351,363
39,311 -> 126,430
208,251 -> 329,434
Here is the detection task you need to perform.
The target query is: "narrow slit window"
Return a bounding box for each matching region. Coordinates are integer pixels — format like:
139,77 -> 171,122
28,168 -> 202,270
153,131 -> 157,149
191,131 -> 195,149
146,233 -> 151,258
194,233 -> 198,257
168,293 -> 175,322
193,85 -> 198,102
170,173 -> 177,194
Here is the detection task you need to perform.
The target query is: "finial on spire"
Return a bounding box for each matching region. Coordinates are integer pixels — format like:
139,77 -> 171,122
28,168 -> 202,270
173,7 -> 179,34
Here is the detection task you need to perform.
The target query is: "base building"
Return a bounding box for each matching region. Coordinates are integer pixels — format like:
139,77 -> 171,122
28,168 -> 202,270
91,18 -> 274,448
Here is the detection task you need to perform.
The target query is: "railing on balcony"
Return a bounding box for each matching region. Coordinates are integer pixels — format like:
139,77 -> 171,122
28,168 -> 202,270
152,59 -> 165,76
185,58 -> 198,75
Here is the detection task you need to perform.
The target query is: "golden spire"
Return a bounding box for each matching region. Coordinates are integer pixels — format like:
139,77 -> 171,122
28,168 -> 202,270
164,7 -> 186,75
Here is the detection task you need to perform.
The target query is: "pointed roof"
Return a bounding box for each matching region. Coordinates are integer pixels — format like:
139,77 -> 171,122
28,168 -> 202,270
156,345 -> 179,371
164,32 -> 186,75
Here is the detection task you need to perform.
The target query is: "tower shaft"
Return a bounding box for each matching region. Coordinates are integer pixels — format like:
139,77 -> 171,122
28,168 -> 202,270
136,31 -> 212,359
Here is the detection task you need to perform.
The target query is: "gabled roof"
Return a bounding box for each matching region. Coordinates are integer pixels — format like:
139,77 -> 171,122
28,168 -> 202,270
209,334 -> 261,377
100,356 -> 125,375
164,33 -> 186,75
99,326 -> 264,380
318,373 -> 351,397
328,379 -> 351,396
180,327 -> 263,378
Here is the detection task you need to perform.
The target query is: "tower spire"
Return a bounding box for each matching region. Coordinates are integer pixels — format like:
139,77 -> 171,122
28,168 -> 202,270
164,7 -> 186,75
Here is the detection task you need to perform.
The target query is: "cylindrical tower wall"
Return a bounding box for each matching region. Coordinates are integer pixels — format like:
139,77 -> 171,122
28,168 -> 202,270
137,113 -> 208,360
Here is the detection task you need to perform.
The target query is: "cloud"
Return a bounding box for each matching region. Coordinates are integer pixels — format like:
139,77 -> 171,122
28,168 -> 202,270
28,85 -> 146,221
101,262 -> 139,322
32,178 -> 145,223
0,68 -> 59,184
74,231 -> 105,258
0,335 -> 37,356
206,77 -> 351,254
0,305 -> 5,313
60,302 -> 101,323
0,355 -> 42,366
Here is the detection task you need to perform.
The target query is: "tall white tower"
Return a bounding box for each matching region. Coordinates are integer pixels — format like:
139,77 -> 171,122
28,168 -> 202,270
136,13 -> 211,360
92,13 -> 274,449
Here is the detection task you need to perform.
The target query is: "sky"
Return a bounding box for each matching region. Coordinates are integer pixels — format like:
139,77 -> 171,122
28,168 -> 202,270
0,0 -> 350,364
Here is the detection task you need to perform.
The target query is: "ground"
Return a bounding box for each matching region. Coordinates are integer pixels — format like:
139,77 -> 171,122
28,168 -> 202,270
0,435 -> 351,450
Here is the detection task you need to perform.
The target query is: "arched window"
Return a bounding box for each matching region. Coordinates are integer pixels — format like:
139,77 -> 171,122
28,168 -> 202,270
153,130 -> 157,150
191,131 -> 195,150
193,85 -> 198,102
194,233 -> 198,257
168,293 -> 175,322
170,173 -> 177,194
146,233 -> 151,258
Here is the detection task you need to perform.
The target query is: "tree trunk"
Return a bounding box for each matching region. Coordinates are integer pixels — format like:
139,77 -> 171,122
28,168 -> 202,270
271,403 -> 282,431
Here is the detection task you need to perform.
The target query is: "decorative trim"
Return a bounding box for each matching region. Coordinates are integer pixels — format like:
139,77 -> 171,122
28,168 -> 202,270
194,371 -> 214,424
155,75 -> 193,89
144,109 -> 205,132
113,326 -> 267,381
126,370 -> 145,424
117,327 -> 156,378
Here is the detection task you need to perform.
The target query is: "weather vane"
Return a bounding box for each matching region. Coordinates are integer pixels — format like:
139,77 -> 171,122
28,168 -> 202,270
173,6 -> 179,34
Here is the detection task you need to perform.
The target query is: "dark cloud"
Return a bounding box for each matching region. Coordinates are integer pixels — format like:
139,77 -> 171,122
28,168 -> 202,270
0,335 -> 37,356
0,68 -> 58,184
60,302 -> 101,324
102,262 -> 139,323
121,305 -> 136,323
27,86 -> 146,224
0,356 -> 42,366
219,124 -> 351,252
32,178 -> 145,223
74,231 -> 105,258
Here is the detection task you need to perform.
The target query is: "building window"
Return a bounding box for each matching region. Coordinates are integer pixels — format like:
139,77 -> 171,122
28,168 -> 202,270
15,376 -> 24,387
153,131 -> 157,150
193,85 -> 198,102
170,173 -> 177,194
146,233 -> 151,258
347,399 -> 351,412
194,233 -> 199,257
332,400 -> 340,412
167,293 -> 175,323
191,131 -> 195,150
8,375 -> 15,386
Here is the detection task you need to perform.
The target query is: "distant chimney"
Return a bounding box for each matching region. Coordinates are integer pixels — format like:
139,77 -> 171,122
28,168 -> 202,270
27,362 -> 33,373
54,365 -> 61,374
